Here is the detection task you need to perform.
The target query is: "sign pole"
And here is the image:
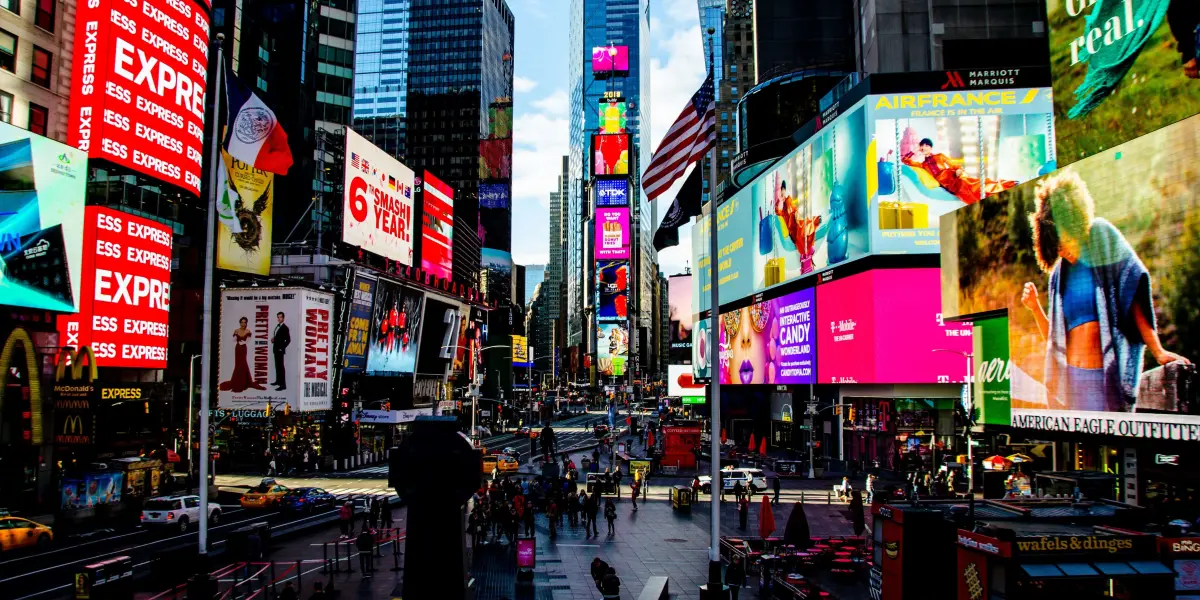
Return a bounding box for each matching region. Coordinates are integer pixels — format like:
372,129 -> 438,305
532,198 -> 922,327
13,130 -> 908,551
703,28 -> 724,593
198,34 -> 225,557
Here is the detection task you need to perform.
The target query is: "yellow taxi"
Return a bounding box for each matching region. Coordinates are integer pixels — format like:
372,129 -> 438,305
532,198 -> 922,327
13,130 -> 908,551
481,455 -> 499,475
497,454 -> 519,474
239,480 -> 290,509
0,516 -> 53,552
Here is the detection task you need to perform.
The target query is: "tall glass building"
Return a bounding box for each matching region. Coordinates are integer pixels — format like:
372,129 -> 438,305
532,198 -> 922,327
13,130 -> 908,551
566,0 -> 652,354
352,0 -> 409,157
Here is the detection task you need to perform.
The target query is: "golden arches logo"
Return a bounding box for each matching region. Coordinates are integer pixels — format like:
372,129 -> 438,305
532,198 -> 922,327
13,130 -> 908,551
0,328 -> 44,445
56,347 -> 98,382
63,414 -> 85,435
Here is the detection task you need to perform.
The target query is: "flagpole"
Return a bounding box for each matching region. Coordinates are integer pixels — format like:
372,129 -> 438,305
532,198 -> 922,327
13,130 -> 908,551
198,32 -> 225,559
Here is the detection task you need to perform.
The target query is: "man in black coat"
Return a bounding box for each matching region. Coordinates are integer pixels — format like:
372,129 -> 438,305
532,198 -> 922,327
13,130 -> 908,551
271,312 -> 291,390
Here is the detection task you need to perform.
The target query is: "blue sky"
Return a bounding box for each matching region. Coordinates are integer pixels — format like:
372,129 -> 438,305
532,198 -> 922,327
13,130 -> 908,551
507,0 -> 707,277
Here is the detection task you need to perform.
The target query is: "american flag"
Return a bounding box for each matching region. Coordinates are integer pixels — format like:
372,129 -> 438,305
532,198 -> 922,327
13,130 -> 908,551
641,74 -> 715,201
350,152 -> 361,170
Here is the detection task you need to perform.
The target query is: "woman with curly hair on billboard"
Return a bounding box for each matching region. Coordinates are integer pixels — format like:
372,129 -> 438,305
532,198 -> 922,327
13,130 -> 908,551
1019,171 -> 1191,412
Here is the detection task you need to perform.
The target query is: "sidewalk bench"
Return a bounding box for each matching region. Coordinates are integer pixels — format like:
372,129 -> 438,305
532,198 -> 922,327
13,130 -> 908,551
637,576 -> 669,600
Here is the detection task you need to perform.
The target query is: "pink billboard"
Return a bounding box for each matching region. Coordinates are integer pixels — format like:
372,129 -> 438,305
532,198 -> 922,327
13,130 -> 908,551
817,268 -> 972,384
595,207 -> 630,259
591,45 -> 629,75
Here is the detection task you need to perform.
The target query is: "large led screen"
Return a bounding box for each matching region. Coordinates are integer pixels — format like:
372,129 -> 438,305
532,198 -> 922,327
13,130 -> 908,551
597,322 -> 629,377
595,207 -> 630,259
597,260 -> 629,320
416,297 -> 465,373
479,183 -> 510,209
717,288 -> 816,385
942,114 -> 1200,441
817,268 -> 972,384
56,207 -> 173,368
595,178 -> 628,207
479,138 -> 513,179
342,273 -> 376,373
365,279 -> 425,373
1049,0 -> 1200,166
0,123 -> 87,312
598,99 -> 627,134
482,248 -> 513,304
593,134 -> 630,176
344,128 -> 416,265
668,274 -> 693,364
668,364 -> 705,399
693,318 -> 711,380
868,88 -> 1055,254
591,45 -> 630,76
68,0 -> 211,195
420,170 -> 454,280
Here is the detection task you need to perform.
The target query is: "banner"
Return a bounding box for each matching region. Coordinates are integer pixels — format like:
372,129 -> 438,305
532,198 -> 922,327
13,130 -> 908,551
217,150 -> 274,274
512,335 -> 528,364
344,128 -> 415,265
218,287 -> 335,411
342,273 -> 376,373
365,279 -> 424,373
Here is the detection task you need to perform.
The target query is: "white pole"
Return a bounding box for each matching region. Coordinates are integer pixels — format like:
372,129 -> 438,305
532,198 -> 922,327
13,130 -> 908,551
705,45 -> 722,577
197,34 -> 225,556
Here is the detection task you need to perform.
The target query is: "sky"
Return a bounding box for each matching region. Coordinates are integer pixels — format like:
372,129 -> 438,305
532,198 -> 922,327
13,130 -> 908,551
507,0 -> 707,278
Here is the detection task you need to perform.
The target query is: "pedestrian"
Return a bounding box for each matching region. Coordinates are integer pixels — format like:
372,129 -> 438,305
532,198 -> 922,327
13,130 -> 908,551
733,480 -> 744,503
600,567 -> 621,600
866,474 -> 876,504
727,555 -> 746,600
630,479 -> 639,511
369,497 -> 382,530
547,498 -> 558,539
468,508 -> 481,550
267,456 -> 277,477
355,529 -> 375,576
278,581 -> 298,600
604,498 -> 617,535
566,490 -> 578,526
590,557 -> 609,587
301,450 -> 310,474
308,581 -> 328,600
773,476 -> 782,504
523,498 -> 535,536
738,496 -> 749,530
592,446 -> 601,468
382,499 -> 394,528
613,466 -> 623,498
339,500 -> 354,537
585,491 -> 600,537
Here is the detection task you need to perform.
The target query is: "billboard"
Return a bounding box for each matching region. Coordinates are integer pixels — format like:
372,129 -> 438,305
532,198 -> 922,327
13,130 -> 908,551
67,0 -> 211,195
591,45 -> 630,76
716,287 -> 816,385
420,170 -> 454,280
218,287 -> 335,411
595,207 -> 630,259
480,181 -> 511,251
696,101 -> 870,306
973,315 -> 1011,427
598,99 -> 627,134
479,138 -> 513,179
453,306 -> 486,379
344,128 -> 416,265
416,296 -> 465,373
482,248 -> 513,304
942,114 -> 1200,440
668,274 -> 693,364
488,104 -> 512,139
217,150 -> 273,274
479,182 -> 510,209
868,88 -> 1055,254
594,178 -> 629,207
1048,0 -> 1200,165
0,122 -> 87,312
597,322 -> 628,377
365,279 -> 425,374
693,317 -> 711,380
596,260 -> 629,320
668,364 -> 705,399
342,273 -> 376,373
56,207 -> 173,368
593,134 -> 630,176
816,268 -> 972,384
512,335 -> 528,364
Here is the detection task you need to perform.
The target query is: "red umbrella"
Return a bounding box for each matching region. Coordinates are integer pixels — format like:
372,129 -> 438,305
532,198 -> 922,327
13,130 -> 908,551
759,438 -> 767,456
748,432 -> 756,453
759,494 -> 776,538
720,428 -> 727,444
647,429 -> 656,450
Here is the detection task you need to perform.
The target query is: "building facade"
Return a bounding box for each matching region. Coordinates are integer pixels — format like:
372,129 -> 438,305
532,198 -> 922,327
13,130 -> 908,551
0,0 -> 72,142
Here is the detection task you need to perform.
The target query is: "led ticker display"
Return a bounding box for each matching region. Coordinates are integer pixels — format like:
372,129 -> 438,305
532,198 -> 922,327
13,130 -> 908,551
594,207 -> 630,260
598,99 -> 627,134
68,0 -> 211,195
593,134 -> 630,176
594,179 -> 628,207
591,45 -> 629,77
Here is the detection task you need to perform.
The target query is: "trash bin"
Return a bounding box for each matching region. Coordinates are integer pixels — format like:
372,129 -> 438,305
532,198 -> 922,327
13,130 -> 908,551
76,555 -> 133,599
670,486 -> 692,511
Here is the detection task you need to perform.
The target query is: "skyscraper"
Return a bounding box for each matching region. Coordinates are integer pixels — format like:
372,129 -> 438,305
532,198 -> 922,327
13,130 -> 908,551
547,156 -> 568,322
351,0 -> 410,157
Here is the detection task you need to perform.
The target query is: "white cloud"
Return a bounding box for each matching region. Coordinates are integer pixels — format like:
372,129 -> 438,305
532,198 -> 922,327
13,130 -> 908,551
510,89 -> 570,265
513,76 -> 538,93
662,0 -> 696,23
648,24 -> 706,152
531,89 -> 568,117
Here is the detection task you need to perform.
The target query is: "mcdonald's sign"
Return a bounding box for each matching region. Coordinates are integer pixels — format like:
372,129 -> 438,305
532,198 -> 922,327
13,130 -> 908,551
0,328 -> 45,445
55,411 -> 92,445
52,346 -> 98,445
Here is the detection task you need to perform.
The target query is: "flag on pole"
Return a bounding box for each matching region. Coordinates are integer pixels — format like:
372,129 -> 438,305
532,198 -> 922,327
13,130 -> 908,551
223,65 -> 293,175
641,74 -> 715,201
652,165 -> 702,251
216,155 -> 242,234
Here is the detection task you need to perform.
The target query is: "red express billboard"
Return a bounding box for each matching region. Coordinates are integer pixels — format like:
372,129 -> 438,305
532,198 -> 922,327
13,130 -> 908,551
420,170 -> 454,280
69,0 -> 211,196
58,206 -> 173,368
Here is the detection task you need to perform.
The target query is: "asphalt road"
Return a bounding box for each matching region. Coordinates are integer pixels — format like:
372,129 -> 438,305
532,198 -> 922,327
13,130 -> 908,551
476,410 -> 633,460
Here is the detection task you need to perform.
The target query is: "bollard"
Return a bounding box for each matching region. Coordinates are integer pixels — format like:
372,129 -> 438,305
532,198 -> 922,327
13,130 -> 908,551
391,534 -> 403,572
344,541 -> 356,573
322,542 -> 330,574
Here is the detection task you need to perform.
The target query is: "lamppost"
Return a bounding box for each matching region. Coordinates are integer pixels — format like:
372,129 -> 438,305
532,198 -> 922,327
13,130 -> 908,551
187,354 -> 201,475
439,344 -> 511,442
932,348 -> 975,495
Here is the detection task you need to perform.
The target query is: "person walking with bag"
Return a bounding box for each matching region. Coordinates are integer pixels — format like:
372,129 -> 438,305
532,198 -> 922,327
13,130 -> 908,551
604,498 -> 617,535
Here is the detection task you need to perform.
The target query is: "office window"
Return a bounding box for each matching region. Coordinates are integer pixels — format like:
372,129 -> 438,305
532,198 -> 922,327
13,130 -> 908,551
28,103 -> 47,135
35,0 -> 54,31
31,46 -> 51,87
0,91 -> 12,123
0,0 -> 17,15
257,76 -> 268,92
0,30 -> 15,73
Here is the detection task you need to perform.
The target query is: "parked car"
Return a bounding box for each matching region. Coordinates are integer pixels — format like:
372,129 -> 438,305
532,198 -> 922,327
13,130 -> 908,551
240,480 -> 290,509
141,495 -> 221,533
697,468 -> 768,495
278,488 -> 337,513
0,516 -> 53,552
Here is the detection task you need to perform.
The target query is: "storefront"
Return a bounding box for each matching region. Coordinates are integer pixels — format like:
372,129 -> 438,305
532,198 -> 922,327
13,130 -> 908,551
840,385 -> 965,475
357,408 -> 433,455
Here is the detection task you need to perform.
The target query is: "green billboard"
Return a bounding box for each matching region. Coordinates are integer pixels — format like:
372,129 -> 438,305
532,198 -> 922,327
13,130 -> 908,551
973,315 -> 1011,426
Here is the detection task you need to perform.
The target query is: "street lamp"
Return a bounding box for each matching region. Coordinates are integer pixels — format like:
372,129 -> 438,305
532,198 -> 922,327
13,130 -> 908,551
932,348 -> 975,496
187,354 -> 201,475
439,344 -> 511,443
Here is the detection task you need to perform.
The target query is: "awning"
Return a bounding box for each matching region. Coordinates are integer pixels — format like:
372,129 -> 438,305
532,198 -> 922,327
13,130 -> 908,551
1021,561 -> 1174,579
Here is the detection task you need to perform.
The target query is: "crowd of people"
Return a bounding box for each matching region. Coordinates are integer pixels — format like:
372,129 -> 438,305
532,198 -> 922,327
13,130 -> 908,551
468,467 -> 631,545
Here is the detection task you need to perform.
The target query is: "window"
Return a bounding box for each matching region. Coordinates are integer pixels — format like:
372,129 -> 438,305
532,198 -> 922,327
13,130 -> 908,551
31,46 -> 51,87
257,76 -> 268,92
35,0 -> 54,31
0,91 -> 12,123
0,30 -> 15,73
0,0 -> 17,16
28,103 -> 47,135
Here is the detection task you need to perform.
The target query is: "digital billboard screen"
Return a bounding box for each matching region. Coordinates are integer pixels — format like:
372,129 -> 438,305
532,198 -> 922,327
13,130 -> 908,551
0,122 -> 87,312
598,98 -> 627,134
479,181 -> 511,251
595,207 -> 630,260
596,260 -> 629,320
668,364 -> 705,398
479,183 -> 510,209
668,274 -> 693,364
67,0 -> 211,195
420,170 -> 454,280
365,279 -> 425,374
591,45 -> 629,76
868,88 -> 1054,254
344,128 -> 415,265
597,322 -> 628,376
479,138 -> 512,179
592,134 -> 630,176
594,178 -> 628,207
1048,0 -> 1200,166
816,268 -> 972,385
942,114 -> 1200,440
693,318 -> 710,380
717,287 -> 816,385
56,207 -> 172,368
342,273 -> 376,373
416,297 -> 464,374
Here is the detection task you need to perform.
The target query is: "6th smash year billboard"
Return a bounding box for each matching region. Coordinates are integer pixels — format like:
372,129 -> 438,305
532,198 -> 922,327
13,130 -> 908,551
942,114 -> 1200,441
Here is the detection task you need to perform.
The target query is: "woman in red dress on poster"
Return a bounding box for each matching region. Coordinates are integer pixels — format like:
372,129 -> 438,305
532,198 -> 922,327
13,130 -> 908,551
219,317 -> 265,392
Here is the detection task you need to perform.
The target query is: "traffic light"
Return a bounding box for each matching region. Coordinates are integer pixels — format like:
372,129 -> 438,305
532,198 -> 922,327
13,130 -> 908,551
847,407 -> 856,422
